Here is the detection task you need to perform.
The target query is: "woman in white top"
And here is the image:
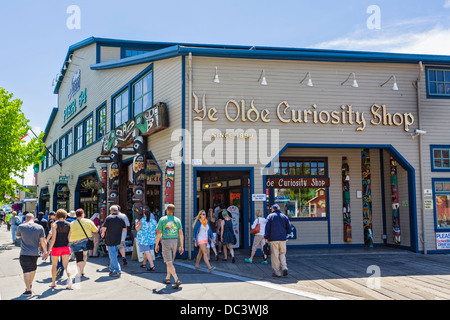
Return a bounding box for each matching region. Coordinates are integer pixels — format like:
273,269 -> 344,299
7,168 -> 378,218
245,210 -> 268,264
193,210 -> 216,272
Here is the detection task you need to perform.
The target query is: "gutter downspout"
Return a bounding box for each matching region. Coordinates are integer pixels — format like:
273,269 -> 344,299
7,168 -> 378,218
414,61 -> 427,254
188,52 -> 193,259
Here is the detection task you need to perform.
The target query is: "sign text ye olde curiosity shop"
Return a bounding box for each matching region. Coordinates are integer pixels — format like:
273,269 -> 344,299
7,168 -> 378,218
193,93 -> 415,132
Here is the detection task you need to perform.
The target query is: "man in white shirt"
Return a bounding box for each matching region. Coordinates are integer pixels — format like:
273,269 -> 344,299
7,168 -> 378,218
117,205 -> 130,265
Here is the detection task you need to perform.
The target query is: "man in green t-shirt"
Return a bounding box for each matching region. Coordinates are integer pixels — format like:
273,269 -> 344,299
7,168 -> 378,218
155,204 -> 184,289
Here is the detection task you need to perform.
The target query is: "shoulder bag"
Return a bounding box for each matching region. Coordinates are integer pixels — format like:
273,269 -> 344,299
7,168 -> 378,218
78,220 -> 94,250
250,217 -> 260,235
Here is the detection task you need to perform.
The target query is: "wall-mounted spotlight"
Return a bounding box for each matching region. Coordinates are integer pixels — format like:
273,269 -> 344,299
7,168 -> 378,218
341,72 -> 359,88
380,75 -> 399,91
258,69 -> 268,85
213,67 -> 220,84
89,162 -> 96,169
300,72 -> 314,87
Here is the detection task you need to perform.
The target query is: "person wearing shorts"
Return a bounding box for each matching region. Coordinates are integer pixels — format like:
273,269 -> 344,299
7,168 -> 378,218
193,210 -> 216,272
15,213 -> 48,296
135,207 -> 157,271
48,209 -> 73,288
245,210 -> 268,264
155,204 -> 184,289
69,208 -> 98,278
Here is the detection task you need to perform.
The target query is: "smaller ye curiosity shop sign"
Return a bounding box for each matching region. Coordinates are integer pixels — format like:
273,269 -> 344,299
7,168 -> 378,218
436,232 -> 450,250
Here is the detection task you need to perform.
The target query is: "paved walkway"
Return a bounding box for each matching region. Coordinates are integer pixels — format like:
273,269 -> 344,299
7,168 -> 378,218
2,222 -> 450,300
182,246 -> 450,300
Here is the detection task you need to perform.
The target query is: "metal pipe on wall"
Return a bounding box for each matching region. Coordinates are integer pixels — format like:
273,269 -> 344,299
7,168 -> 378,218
188,52 -> 193,259
415,61 -> 427,254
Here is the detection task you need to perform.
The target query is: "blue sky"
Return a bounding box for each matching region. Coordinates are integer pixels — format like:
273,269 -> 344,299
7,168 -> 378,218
1,0 -> 449,183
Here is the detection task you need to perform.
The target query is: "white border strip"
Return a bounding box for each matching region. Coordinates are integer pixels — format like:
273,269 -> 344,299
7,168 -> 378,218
174,261 -> 339,300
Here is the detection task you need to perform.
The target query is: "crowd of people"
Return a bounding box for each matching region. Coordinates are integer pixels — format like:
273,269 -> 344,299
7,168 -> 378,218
3,202 -> 293,297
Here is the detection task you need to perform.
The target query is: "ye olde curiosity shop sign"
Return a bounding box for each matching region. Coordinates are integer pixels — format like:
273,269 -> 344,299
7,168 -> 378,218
266,177 -> 330,188
193,93 -> 415,132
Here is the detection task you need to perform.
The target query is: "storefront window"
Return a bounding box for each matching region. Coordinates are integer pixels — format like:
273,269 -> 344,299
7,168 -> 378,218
132,71 -> 153,116
274,187 -> 327,218
67,131 -> 73,156
55,184 -> 70,210
435,181 -> 450,229
97,105 -> 107,139
274,159 -> 326,176
75,123 -> 83,152
270,157 -> 328,219
114,89 -> 129,128
431,146 -> 450,170
59,136 -> 66,160
84,115 -> 93,145
427,68 -> 450,97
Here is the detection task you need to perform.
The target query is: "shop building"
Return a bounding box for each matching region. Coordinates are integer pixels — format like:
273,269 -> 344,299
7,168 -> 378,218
38,37 -> 450,255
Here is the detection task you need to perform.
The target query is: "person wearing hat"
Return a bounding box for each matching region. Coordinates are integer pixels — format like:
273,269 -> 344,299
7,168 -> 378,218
67,210 -> 77,223
264,204 -> 291,277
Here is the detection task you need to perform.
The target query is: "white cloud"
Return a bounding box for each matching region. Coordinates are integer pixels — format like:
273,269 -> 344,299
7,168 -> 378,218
314,26 -> 450,55
444,0 -> 450,9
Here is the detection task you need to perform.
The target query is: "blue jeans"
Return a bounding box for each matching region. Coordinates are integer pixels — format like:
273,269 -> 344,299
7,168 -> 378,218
107,245 -> 121,274
11,225 -> 18,241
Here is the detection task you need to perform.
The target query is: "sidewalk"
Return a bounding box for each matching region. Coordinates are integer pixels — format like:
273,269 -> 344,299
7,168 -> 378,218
2,221 -> 450,300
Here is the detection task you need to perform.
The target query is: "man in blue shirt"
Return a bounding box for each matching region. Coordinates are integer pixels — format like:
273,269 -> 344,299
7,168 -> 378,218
264,204 -> 291,277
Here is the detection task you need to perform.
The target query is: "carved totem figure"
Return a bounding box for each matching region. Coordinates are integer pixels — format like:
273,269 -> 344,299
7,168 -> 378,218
107,148 -> 120,205
390,157 -> 401,244
132,136 -> 146,221
342,157 -> 352,242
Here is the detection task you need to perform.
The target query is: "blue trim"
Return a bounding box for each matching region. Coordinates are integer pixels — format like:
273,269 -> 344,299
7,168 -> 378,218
425,66 -> 450,99
180,56 -> 186,258
130,67 -> 154,118
430,145 -> 450,172
95,101 -> 107,141
43,108 -> 58,143
432,178 -> 450,233
379,150 -> 387,243
57,36 -> 450,94
193,167 -> 255,251
262,143 -> 418,252
92,46 -> 179,70
110,64 -> 153,130
110,86 -> 129,131
73,111 -> 94,153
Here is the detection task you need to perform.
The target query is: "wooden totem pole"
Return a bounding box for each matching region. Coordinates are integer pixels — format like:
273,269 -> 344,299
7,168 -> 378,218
342,157 -> 352,242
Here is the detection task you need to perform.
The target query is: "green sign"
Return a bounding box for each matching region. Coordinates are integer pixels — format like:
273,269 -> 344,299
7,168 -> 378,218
59,176 -> 69,184
63,88 -> 87,122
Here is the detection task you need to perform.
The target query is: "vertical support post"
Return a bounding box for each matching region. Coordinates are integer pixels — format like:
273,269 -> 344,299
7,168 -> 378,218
342,157 -> 352,242
361,148 -> 374,247
390,156 -> 401,244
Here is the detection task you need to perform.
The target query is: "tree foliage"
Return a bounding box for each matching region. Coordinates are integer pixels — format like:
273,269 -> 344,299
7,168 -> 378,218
0,87 -> 45,202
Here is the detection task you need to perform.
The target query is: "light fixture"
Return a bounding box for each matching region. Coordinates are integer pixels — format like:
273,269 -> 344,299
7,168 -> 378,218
213,66 -> 220,83
68,54 -> 73,63
341,72 -> 359,88
380,75 -> 399,91
89,162 -> 96,169
300,72 -> 314,87
258,69 -> 267,85
407,129 -> 427,138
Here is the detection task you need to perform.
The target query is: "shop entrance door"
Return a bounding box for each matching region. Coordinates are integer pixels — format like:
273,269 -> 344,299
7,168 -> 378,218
196,169 -> 251,249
